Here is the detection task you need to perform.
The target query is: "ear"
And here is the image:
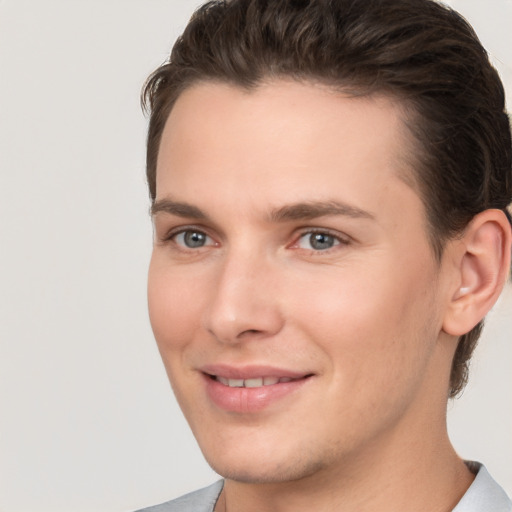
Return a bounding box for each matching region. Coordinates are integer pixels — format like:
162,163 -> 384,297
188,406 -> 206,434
442,209 -> 512,337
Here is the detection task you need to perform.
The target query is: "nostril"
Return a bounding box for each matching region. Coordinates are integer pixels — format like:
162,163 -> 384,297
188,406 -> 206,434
240,329 -> 261,336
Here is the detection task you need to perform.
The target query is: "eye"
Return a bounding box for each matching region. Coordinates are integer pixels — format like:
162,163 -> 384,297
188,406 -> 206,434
173,230 -> 214,249
296,231 -> 343,251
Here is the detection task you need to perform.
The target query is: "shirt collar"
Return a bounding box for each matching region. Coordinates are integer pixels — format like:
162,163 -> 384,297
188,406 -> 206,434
452,462 -> 511,512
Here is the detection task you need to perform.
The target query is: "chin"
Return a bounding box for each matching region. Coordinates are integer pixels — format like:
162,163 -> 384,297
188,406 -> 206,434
202,446 -> 328,484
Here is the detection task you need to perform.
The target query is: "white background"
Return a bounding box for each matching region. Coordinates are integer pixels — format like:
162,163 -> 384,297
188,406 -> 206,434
0,1 -> 510,511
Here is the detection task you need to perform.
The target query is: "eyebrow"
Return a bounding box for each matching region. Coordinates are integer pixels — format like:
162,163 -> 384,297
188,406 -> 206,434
151,198 -> 375,222
269,201 -> 375,222
151,199 -> 207,219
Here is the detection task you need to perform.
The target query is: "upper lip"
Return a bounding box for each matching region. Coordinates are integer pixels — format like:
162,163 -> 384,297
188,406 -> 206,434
200,363 -> 312,380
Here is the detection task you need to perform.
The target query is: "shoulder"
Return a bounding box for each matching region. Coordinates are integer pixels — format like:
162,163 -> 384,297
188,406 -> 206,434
453,462 -> 511,512
134,480 -> 224,512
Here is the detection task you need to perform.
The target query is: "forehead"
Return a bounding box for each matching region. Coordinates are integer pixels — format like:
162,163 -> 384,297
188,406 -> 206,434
155,79 -> 423,228
160,80 -> 409,166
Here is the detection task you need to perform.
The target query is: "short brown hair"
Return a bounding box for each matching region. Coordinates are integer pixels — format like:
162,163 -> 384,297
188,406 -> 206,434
142,0 -> 512,397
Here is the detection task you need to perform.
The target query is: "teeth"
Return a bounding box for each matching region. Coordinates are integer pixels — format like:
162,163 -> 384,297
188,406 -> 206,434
244,378 -> 263,388
227,378 -> 244,387
216,376 -> 296,387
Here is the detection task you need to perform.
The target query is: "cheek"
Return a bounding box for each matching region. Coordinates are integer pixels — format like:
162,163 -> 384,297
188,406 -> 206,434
288,260 -> 439,387
147,256 -> 204,354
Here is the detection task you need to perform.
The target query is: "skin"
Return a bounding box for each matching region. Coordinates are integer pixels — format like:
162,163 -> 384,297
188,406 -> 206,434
148,80 -> 484,511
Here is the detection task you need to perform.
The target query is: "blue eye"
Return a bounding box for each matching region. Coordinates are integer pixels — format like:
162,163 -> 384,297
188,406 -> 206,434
297,232 -> 340,251
174,230 -> 212,248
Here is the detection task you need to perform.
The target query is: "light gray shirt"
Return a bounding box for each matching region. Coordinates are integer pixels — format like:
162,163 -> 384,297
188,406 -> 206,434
453,463 -> 511,512
136,463 -> 511,512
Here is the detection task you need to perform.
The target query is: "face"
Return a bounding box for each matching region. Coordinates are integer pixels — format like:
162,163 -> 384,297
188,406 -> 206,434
148,80 -> 454,484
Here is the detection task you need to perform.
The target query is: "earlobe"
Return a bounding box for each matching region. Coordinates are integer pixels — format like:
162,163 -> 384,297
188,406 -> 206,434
443,209 -> 512,336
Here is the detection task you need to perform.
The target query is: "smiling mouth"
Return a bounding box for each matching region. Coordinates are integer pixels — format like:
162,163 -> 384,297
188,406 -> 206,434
211,375 -> 302,388
206,374 -> 313,388
203,370 -> 314,412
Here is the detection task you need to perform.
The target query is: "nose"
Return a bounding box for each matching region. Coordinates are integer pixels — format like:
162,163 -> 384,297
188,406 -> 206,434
201,250 -> 284,344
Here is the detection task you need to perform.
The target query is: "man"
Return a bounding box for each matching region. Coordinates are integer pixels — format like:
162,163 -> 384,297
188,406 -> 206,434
137,0 -> 512,510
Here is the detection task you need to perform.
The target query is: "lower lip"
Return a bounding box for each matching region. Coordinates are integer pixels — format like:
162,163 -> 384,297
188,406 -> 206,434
203,375 -> 310,413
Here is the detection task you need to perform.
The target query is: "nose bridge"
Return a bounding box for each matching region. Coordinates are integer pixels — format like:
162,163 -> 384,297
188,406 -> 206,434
202,243 -> 283,343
